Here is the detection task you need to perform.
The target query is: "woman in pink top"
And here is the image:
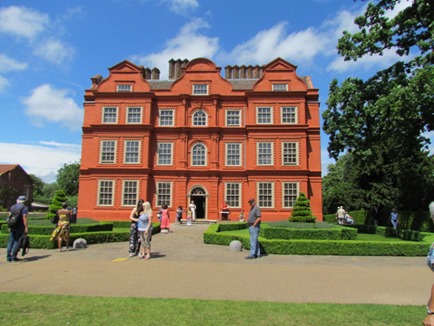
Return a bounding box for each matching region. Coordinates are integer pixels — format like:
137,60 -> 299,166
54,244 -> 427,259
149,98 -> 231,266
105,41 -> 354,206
160,204 -> 170,234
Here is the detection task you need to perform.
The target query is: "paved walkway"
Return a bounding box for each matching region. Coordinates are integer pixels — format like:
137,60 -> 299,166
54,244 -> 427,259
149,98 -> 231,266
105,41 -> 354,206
0,223 -> 432,305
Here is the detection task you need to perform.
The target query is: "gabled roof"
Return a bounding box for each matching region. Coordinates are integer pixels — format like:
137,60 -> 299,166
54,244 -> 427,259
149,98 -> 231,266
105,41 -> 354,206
0,164 -> 20,175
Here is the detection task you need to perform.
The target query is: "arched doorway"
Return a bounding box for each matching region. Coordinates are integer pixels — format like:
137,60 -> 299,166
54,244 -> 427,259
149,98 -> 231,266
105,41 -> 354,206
189,186 -> 207,219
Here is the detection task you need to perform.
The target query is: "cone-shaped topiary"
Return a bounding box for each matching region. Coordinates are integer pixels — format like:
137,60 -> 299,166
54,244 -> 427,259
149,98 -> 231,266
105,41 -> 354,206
290,192 -> 316,223
46,190 -> 68,221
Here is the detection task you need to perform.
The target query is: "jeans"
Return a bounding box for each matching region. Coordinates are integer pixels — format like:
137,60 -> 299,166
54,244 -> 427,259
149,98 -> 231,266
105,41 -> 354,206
7,227 -> 24,261
249,225 -> 260,257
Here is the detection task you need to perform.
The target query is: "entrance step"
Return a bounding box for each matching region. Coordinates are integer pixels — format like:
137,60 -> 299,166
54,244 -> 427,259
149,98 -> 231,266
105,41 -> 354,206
179,219 -> 217,225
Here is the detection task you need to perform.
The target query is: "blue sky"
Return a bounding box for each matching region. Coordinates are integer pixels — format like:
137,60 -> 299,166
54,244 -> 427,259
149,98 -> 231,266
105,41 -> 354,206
0,0 -> 421,183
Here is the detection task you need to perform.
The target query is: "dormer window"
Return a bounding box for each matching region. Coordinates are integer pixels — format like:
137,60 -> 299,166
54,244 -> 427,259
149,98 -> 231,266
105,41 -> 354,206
192,84 -> 208,95
117,84 -> 132,92
272,83 -> 288,91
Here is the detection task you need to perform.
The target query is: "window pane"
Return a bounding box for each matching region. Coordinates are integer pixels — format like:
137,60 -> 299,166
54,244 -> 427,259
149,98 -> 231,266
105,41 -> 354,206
257,107 -> 272,124
257,143 -> 272,165
103,107 -> 117,123
258,182 -> 273,208
157,182 -> 171,207
282,142 -> 297,166
117,84 -> 132,92
98,180 -> 113,206
226,110 -> 240,126
283,182 -> 298,208
225,183 -> 240,207
159,110 -> 174,126
125,140 -> 139,163
226,143 -> 241,166
123,181 -> 138,206
193,84 -> 208,95
193,110 -> 207,126
281,107 -> 297,124
158,143 -> 173,165
272,84 -> 287,91
101,141 -> 116,163
192,144 -> 206,166
127,107 -> 141,123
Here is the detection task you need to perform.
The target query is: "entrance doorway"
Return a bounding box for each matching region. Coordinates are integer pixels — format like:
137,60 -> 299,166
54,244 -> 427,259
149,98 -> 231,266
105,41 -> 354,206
190,187 -> 207,219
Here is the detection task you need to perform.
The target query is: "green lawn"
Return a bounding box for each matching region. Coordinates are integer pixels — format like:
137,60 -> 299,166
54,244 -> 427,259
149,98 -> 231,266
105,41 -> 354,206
1,292 -> 424,326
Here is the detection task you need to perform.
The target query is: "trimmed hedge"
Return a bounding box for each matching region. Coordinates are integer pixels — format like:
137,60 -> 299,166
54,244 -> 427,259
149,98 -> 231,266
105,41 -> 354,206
203,223 -> 430,256
1,223 -> 115,235
260,226 -> 357,240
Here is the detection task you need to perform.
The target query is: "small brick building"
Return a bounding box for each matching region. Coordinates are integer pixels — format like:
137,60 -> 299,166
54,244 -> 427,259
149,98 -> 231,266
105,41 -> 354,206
78,57 -> 322,221
0,164 -> 33,209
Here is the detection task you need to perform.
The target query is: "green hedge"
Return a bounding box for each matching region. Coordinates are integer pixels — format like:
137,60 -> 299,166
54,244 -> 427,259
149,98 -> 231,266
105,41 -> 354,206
260,226 -> 357,240
1,223 -> 115,235
203,224 -> 429,256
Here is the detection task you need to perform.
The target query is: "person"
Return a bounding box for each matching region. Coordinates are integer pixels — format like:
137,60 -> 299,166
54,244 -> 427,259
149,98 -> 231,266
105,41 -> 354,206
344,213 -> 354,225
423,202 -> 434,326
371,205 -> 380,226
71,207 -> 78,224
176,205 -> 183,225
189,200 -> 196,220
6,195 -> 28,262
50,202 -> 71,252
239,209 -> 245,222
186,207 -> 192,226
245,198 -> 261,259
137,201 -> 153,260
160,204 -> 170,234
128,199 -> 143,257
390,208 -> 398,230
336,206 -> 346,225
221,201 -> 230,220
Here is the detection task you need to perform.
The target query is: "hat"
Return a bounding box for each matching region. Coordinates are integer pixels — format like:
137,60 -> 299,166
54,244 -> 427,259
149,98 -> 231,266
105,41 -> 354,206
17,195 -> 26,201
248,198 -> 255,203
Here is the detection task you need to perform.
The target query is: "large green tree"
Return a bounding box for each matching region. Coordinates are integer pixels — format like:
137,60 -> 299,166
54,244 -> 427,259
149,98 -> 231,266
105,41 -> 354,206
56,162 -> 80,197
323,0 -> 434,211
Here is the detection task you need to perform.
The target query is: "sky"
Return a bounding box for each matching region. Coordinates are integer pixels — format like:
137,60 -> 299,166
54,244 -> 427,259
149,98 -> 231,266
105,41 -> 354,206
0,0 -> 424,183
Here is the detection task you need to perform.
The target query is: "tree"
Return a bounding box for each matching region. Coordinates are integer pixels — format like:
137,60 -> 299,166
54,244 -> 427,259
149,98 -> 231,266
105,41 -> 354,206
46,190 -> 68,221
322,0 -> 434,211
290,192 -> 316,223
56,162 -> 80,197
29,174 -> 45,203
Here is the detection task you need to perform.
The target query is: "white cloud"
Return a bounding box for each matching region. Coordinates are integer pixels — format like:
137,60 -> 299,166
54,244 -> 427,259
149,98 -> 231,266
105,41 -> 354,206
32,39 -> 75,65
0,141 -> 81,183
0,6 -> 48,40
22,84 -> 83,130
161,0 -> 199,14
0,75 -> 10,92
131,18 -> 219,78
0,54 -> 28,73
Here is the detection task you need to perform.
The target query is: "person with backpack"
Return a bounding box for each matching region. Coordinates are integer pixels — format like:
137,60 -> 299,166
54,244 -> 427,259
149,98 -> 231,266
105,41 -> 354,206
423,202 -> 434,326
6,195 -> 28,262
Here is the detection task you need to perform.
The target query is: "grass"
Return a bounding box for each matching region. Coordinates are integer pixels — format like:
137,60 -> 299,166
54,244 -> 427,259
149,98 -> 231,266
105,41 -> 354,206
0,292 -> 424,326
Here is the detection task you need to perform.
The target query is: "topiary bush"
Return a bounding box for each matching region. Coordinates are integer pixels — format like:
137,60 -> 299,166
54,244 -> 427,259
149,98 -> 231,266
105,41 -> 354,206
290,192 -> 316,223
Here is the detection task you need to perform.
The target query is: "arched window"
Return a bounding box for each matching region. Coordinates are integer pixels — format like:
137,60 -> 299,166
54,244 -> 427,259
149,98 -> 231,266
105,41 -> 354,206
192,143 -> 207,166
192,109 -> 207,126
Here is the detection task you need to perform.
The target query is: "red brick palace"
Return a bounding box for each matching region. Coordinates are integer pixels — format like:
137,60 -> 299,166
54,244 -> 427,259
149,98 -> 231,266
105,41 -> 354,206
77,57 -> 322,221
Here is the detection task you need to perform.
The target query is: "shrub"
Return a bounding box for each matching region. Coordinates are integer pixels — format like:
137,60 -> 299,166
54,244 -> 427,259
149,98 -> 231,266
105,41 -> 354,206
290,192 -> 316,223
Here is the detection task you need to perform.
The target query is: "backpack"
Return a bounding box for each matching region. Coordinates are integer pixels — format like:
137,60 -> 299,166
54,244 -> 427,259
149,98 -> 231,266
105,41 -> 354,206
7,206 -> 24,227
427,242 -> 434,272
18,234 -> 30,257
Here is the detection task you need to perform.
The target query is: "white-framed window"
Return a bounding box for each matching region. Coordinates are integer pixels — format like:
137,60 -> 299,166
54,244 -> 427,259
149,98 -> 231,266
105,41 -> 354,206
124,140 -> 140,164
272,83 -> 288,91
282,142 -> 298,166
225,143 -> 242,166
102,107 -> 118,124
156,182 -> 172,207
258,182 -> 274,208
256,107 -> 272,124
100,140 -> 117,163
117,84 -> 132,92
192,109 -> 207,126
281,106 -> 297,124
157,142 -> 173,165
122,180 -> 138,206
192,143 -> 207,166
98,180 -> 114,206
257,142 -> 273,165
226,110 -> 241,126
192,84 -> 208,95
283,182 -> 299,208
225,183 -> 241,208
159,109 -> 174,126
127,107 -> 142,124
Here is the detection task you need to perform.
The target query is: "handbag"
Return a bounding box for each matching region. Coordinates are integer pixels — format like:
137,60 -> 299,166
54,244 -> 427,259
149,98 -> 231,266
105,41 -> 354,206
51,213 -> 59,224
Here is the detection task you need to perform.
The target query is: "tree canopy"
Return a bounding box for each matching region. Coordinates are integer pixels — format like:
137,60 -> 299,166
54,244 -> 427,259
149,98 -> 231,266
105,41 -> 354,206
56,162 -> 80,197
322,0 -> 434,211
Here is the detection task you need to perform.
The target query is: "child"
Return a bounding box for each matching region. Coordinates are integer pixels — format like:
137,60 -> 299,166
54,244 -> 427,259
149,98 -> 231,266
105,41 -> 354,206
187,208 -> 192,226
176,205 -> 183,225
239,209 -> 245,222
160,204 -> 170,233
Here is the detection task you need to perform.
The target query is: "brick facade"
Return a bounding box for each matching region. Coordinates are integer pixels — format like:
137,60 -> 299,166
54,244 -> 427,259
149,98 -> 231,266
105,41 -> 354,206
78,57 -> 322,221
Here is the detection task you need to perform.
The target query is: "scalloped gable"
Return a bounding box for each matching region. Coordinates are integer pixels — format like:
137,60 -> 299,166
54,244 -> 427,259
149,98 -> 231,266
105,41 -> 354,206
95,60 -> 150,92
253,57 -> 310,92
170,58 -> 234,94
